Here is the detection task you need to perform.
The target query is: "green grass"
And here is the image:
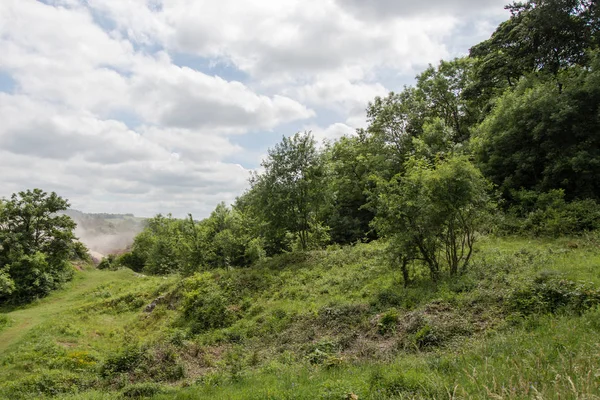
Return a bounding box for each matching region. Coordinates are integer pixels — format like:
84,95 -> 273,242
1,235 -> 600,399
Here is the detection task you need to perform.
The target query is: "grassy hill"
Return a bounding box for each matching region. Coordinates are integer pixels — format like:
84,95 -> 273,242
1,235 -> 599,399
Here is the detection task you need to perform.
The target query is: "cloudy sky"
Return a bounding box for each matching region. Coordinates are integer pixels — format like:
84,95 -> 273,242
0,0 -> 508,218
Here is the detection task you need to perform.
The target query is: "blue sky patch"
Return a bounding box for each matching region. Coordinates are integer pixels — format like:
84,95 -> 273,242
172,53 -> 249,83
0,71 -> 16,94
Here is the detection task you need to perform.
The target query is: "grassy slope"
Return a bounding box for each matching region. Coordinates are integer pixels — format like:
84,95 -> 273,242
0,235 -> 599,399
0,269 -> 135,352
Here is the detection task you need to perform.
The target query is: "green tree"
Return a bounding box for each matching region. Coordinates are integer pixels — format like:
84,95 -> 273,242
130,214 -> 183,275
469,0 -> 596,100
364,88 -> 424,179
126,204 -> 264,275
0,268 -> 15,297
416,58 -> 479,142
473,56 -> 600,201
249,131 -> 326,251
373,156 -> 492,283
0,189 -> 78,302
323,135 -> 377,244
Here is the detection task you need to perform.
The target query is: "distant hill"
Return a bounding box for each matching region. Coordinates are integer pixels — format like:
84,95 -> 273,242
61,210 -> 146,258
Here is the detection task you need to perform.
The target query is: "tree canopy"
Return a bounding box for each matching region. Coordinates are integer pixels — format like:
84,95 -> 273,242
0,189 -> 81,303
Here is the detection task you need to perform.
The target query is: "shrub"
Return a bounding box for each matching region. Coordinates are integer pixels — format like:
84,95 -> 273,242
413,324 -> 443,348
373,156 -> 493,281
0,313 -> 10,332
97,254 -> 118,270
122,383 -> 163,398
182,273 -> 237,333
377,308 -> 399,335
5,253 -> 74,302
1,370 -> 93,397
100,345 -> 144,377
0,268 -> 15,297
317,303 -> 369,329
368,368 -> 441,398
374,287 -> 403,308
101,343 -> 185,382
306,339 -> 343,368
509,272 -> 600,315
505,189 -> 600,236
116,252 -> 146,272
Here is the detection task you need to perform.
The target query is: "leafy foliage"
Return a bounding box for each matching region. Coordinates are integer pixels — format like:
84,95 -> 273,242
474,58 -> 600,200
373,156 -> 492,281
509,272 -> 600,315
247,131 -> 327,252
0,189 -> 81,303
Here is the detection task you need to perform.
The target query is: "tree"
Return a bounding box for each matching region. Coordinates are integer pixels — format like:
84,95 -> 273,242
249,131 -> 326,251
469,0 -> 597,100
0,189 -> 78,302
416,58 -> 479,142
126,204 -> 265,275
364,88 -> 424,179
323,135 -> 377,244
473,56 -> 600,201
373,156 -> 492,283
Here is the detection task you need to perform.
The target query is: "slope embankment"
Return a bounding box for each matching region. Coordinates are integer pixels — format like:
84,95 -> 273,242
0,236 -> 599,399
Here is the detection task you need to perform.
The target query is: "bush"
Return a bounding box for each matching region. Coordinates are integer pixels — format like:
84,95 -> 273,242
100,345 -> 144,377
505,189 -> 600,236
305,339 -> 344,367
6,253 -> 74,302
317,303 -> 369,330
97,254 -> 118,270
116,252 -> 146,272
101,343 -> 185,382
0,314 -> 10,332
122,383 -> 164,398
182,273 -> 237,333
0,370 -> 93,397
509,272 -> 600,316
368,368 -> 441,398
373,156 -> 493,281
0,269 -> 15,297
413,324 -> 442,348
377,308 -> 399,335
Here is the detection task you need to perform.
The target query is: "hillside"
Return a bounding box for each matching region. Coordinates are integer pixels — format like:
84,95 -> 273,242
1,235 -> 599,399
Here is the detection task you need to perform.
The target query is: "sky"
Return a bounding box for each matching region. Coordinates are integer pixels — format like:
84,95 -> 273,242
0,0 -> 508,218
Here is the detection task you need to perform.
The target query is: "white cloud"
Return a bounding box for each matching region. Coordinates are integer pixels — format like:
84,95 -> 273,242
305,123 -> 356,146
338,0 -> 508,19
155,0 -> 457,83
0,0 -> 507,218
129,57 -> 314,131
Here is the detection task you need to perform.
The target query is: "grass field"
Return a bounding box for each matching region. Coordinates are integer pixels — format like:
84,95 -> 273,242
1,235 -> 599,399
